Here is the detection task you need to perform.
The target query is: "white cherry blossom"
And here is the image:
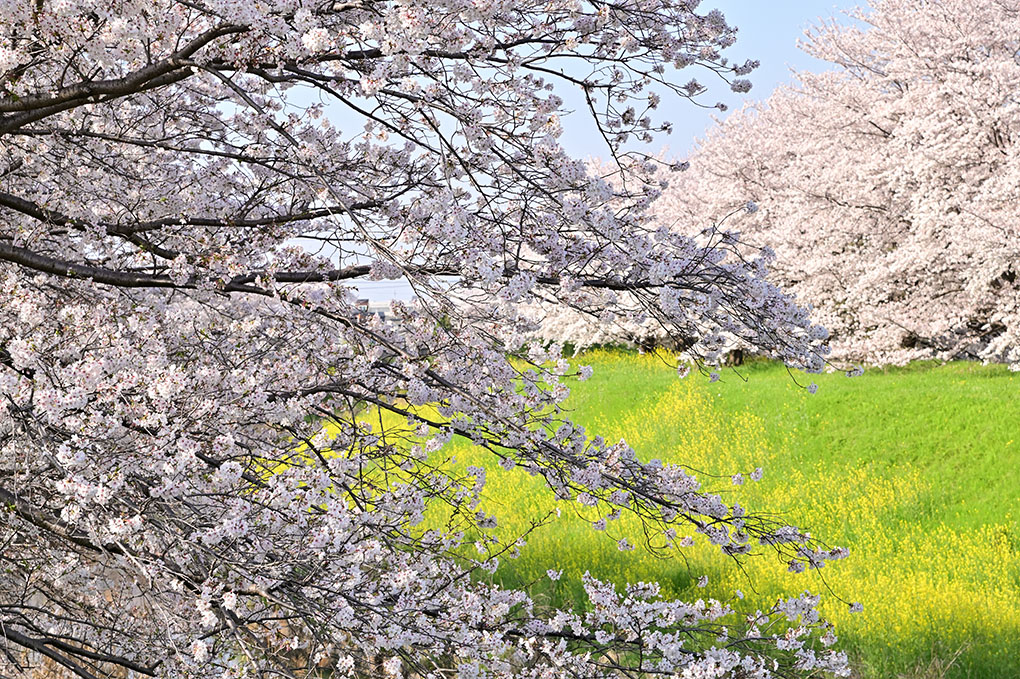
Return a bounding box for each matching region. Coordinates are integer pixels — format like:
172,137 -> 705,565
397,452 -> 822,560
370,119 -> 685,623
0,1 -> 844,677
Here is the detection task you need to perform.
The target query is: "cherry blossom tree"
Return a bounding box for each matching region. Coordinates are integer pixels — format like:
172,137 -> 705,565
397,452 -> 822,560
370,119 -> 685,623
656,0 -> 1020,367
0,1 -> 849,677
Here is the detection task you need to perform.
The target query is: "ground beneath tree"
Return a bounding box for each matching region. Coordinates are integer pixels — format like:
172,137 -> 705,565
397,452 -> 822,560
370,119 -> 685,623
421,352 -> 1019,679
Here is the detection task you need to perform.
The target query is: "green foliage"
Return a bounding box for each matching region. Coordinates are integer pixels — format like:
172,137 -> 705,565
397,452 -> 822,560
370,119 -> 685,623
429,351 -> 1020,679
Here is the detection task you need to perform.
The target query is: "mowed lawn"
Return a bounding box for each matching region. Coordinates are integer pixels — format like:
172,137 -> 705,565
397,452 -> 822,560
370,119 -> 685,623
429,351 -> 1020,679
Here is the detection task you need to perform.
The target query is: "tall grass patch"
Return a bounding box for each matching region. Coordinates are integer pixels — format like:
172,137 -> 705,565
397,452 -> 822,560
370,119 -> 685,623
413,352 -> 1019,679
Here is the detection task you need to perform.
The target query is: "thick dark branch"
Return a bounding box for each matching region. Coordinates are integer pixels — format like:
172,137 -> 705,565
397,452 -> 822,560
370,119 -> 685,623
0,25 -> 243,113
0,241 -> 457,290
0,191 -> 74,226
0,624 -> 157,678
117,203 -> 383,234
0,70 -> 197,135
0,625 -> 101,679
207,35 -> 559,71
0,485 -> 129,557
0,189 -> 381,236
0,24 -> 245,134
0,238 -> 705,297
0,241 -> 180,288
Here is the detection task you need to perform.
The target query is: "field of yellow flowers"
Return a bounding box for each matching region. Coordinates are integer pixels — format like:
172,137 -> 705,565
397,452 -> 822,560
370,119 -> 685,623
367,351 -> 1020,678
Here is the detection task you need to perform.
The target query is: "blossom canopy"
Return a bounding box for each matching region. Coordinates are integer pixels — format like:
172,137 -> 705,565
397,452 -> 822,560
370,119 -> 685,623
0,1 -> 843,678
655,0 -> 1020,367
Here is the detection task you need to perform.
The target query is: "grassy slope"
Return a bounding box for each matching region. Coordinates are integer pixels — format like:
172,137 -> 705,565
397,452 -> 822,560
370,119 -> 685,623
437,351 -> 1020,679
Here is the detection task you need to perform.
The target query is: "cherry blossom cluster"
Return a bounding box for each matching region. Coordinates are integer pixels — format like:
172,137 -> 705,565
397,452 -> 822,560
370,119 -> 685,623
654,0 -> 1020,367
1,0 -> 844,677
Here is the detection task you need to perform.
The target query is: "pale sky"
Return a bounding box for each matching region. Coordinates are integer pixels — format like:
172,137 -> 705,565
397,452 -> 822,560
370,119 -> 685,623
558,1 -> 863,159
672,1 -> 863,152
357,1 -> 865,301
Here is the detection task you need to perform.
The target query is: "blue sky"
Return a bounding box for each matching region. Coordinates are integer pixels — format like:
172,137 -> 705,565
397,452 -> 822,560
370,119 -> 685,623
672,1 -> 861,150
357,1 -> 865,301
558,1 -> 863,159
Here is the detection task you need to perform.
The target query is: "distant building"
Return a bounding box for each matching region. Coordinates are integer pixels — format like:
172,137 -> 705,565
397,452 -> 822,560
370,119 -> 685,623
355,298 -> 388,323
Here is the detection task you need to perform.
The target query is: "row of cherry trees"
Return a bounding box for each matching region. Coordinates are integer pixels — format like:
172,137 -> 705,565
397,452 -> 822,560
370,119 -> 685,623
0,1 -> 850,678
535,0 -> 1020,369
655,0 -> 1020,367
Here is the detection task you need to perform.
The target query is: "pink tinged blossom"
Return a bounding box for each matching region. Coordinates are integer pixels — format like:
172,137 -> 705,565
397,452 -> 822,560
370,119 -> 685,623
654,0 -> 1020,369
301,27 -> 332,52
731,79 -> 752,93
382,656 -> 402,678
0,1 -> 850,677
189,640 -> 210,663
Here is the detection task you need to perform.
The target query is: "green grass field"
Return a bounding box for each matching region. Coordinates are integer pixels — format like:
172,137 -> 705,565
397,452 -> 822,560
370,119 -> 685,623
426,351 -> 1020,679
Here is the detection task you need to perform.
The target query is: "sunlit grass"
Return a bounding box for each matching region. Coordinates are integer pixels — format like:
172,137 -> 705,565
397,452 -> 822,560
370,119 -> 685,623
380,351 -> 1020,679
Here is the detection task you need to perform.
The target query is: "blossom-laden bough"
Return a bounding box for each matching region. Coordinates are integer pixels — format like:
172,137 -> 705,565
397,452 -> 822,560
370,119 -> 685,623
0,1 -> 848,677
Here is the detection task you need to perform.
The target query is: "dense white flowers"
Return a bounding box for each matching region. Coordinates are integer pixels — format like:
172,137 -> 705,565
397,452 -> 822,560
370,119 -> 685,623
189,640 -> 210,663
0,1 -> 847,678
301,27 -> 332,52
656,0 -> 1020,367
